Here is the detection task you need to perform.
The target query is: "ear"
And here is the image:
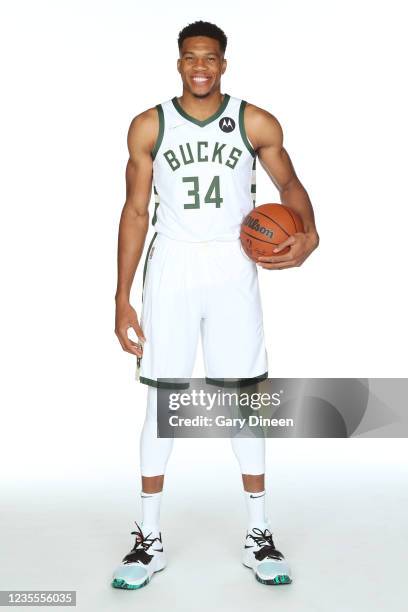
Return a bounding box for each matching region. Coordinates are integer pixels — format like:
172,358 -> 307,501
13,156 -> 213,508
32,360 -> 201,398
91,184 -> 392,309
177,58 -> 181,74
221,58 -> 227,74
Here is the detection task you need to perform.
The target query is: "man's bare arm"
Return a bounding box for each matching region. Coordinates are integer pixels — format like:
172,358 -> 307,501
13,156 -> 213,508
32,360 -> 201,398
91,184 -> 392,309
246,105 -> 319,269
115,108 -> 158,355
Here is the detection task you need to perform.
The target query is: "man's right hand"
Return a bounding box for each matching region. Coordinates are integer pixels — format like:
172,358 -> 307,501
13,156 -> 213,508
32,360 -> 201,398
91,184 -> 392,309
115,299 -> 146,357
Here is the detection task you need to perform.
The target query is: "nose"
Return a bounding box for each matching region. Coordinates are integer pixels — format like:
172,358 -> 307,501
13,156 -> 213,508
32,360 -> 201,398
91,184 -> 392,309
193,57 -> 207,69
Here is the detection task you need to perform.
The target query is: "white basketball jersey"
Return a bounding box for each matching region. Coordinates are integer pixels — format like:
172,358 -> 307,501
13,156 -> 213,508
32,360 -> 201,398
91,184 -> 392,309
151,93 -> 257,241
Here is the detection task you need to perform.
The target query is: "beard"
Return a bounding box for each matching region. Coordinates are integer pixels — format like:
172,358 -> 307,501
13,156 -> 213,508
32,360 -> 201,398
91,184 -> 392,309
191,91 -> 212,98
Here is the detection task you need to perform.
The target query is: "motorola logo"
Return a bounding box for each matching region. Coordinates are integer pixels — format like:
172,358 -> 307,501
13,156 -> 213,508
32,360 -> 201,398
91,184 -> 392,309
219,116 -> 236,132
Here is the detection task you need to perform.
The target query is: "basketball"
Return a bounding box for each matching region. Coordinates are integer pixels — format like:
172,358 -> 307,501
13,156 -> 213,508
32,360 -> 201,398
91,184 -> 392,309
240,203 -> 304,261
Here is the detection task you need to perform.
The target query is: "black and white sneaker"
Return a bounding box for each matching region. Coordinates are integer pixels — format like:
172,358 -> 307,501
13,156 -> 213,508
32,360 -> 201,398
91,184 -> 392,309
111,522 -> 166,589
243,523 -> 292,585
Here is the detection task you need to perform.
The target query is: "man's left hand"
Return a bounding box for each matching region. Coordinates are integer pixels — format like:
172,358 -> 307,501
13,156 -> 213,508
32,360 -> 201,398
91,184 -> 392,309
257,232 -> 319,270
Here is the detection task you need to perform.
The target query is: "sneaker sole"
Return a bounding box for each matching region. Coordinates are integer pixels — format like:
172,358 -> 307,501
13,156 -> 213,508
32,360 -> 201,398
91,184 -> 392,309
243,563 -> 292,586
111,577 -> 150,590
111,566 -> 166,590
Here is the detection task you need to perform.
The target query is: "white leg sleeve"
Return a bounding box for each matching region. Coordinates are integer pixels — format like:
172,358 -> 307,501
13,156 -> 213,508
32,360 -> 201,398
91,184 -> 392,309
230,433 -> 265,475
140,386 -> 174,477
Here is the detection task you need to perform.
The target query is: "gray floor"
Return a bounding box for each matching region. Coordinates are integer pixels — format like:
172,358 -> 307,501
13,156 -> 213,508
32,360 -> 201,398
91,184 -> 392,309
1,441 -> 407,612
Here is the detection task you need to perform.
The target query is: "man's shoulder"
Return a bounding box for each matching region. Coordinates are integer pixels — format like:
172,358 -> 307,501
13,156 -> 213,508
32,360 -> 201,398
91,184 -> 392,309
243,102 -> 283,150
129,106 -> 159,132
244,102 -> 281,128
127,106 -> 159,152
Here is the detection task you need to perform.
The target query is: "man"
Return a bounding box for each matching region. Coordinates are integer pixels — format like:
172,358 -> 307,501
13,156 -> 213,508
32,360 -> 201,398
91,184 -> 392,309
113,20 -> 319,589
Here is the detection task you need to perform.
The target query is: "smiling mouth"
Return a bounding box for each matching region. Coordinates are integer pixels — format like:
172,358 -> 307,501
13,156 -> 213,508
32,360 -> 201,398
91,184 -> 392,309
191,76 -> 212,85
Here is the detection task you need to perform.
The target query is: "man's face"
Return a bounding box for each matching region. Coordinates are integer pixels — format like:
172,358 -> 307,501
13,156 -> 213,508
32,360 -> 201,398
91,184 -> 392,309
177,36 -> 227,98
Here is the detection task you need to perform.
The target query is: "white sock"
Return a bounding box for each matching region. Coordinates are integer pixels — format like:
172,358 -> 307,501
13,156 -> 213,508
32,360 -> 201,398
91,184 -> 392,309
140,490 -> 162,533
244,490 -> 268,528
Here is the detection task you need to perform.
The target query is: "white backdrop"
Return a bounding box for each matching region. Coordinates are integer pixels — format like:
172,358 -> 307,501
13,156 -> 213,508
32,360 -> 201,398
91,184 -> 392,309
0,0 -> 407,488
1,3 -> 408,609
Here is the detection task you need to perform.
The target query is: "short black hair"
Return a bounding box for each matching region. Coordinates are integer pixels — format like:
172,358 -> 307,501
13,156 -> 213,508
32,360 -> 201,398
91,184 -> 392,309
178,21 -> 227,55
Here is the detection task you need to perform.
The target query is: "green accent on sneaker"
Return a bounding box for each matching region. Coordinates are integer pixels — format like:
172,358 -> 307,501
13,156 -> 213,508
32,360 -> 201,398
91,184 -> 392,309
111,576 -> 150,590
255,573 -> 292,586
111,565 -> 166,590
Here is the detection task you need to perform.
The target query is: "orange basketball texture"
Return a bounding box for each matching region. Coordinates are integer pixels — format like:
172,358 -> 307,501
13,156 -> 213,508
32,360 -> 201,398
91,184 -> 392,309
240,204 -> 304,261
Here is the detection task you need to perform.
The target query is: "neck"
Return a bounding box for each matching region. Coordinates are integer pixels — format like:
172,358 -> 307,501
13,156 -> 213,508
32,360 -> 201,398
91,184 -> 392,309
178,89 -> 224,120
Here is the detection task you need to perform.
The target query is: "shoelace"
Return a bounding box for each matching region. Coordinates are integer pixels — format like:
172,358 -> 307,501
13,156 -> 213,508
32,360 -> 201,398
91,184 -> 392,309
246,527 -> 284,562
123,522 -> 162,565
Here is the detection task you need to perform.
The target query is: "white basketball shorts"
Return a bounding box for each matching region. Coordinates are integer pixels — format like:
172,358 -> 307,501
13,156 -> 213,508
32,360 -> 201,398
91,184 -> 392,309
138,233 -> 268,388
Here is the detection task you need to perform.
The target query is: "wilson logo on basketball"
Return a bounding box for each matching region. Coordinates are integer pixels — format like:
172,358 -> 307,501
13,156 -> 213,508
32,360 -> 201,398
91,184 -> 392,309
243,216 -> 274,239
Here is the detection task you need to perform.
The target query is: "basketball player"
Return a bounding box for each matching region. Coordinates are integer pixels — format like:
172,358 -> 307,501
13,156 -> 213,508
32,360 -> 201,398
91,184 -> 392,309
113,21 -> 319,589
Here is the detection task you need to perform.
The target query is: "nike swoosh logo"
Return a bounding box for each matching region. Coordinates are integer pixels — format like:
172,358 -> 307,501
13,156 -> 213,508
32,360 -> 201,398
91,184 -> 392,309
250,494 -> 265,498
244,545 -> 254,549
153,547 -> 163,552
141,495 -> 153,498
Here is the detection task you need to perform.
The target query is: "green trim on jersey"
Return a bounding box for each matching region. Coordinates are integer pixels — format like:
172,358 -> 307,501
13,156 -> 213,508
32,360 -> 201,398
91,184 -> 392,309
152,185 -> 160,225
251,157 -> 257,207
171,93 -> 231,127
140,376 -> 190,390
151,105 -> 164,160
142,232 -> 158,299
239,100 -> 256,157
206,372 -> 268,388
